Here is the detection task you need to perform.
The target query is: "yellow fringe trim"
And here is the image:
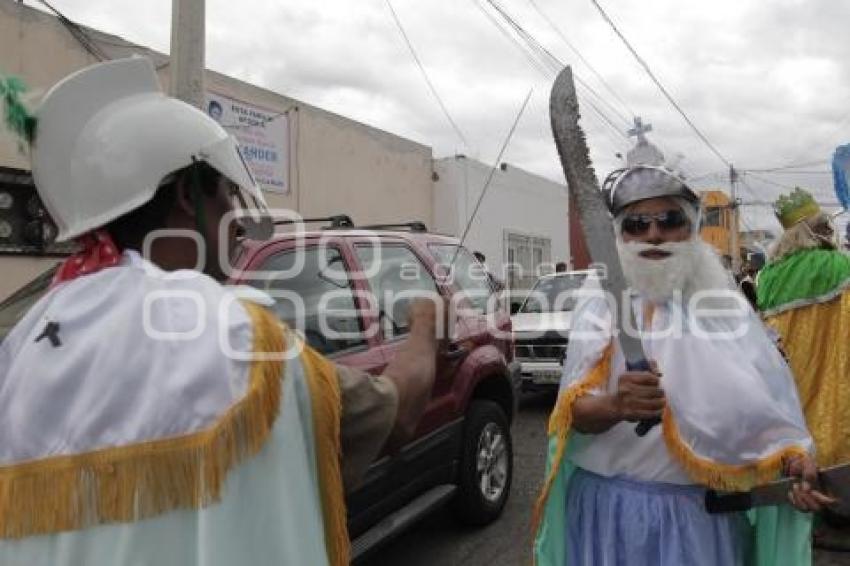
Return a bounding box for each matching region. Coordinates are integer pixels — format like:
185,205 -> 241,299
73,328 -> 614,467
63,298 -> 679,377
298,344 -> 350,566
661,406 -> 809,492
529,338 -> 810,552
0,300 -> 285,539
530,345 -> 612,544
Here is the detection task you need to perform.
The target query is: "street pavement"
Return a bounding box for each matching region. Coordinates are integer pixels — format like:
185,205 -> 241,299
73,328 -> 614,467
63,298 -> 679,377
360,391 -> 849,566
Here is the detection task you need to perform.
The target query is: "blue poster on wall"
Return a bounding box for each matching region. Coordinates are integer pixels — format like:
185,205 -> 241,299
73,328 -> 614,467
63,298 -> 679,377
833,144 -> 850,210
204,92 -> 290,194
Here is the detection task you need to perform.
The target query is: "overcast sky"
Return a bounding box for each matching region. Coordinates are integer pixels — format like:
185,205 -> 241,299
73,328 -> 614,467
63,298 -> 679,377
31,0 -> 850,234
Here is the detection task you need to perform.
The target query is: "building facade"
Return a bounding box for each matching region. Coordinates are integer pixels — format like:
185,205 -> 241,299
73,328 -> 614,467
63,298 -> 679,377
433,155 -> 569,293
0,0 -> 434,299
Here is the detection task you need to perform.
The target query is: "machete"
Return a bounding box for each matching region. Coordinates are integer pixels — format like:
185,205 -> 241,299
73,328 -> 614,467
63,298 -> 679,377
550,66 -> 657,436
706,462 -> 850,514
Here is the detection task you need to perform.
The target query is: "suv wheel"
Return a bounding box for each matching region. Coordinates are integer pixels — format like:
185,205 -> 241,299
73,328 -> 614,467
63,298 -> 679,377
453,400 -> 513,525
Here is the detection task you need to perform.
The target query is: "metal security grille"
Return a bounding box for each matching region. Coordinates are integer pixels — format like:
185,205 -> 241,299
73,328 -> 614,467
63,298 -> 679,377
0,167 -> 76,256
513,331 -> 568,362
503,230 -> 551,291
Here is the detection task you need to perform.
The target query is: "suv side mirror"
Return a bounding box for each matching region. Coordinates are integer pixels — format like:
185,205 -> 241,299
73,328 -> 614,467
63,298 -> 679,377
510,302 -> 522,315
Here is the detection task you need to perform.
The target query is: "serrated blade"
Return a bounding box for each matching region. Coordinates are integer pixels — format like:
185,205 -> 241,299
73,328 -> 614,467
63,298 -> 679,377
549,66 -> 646,366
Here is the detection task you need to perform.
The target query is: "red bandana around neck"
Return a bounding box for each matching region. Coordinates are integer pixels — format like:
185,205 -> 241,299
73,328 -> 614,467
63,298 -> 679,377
52,230 -> 121,288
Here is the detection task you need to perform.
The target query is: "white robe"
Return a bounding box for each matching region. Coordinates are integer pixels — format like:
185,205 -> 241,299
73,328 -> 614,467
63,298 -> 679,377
0,251 -> 333,565
561,278 -> 813,484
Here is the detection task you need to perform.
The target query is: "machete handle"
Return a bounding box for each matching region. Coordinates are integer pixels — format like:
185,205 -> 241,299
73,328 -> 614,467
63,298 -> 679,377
635,416 -> 661,437
705,489 -> 753,514
626,359 -> 662,436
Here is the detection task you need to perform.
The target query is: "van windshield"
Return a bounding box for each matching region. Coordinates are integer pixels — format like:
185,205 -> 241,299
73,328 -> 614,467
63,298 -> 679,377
519,274 -> 586,314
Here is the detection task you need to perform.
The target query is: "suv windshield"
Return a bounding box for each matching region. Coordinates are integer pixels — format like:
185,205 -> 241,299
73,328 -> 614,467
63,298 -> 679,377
247,246 -> 367,356
519,273 -> 586,314
428,244 -> 493,313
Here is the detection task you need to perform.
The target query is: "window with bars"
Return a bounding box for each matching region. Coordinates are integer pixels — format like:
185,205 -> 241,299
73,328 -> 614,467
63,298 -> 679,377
0,167 -> 75,256
703,206 -> 723,228
503,231 -> 551,291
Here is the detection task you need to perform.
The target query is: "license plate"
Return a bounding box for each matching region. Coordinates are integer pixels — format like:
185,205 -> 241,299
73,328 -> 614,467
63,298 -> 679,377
532,369 -> 562,383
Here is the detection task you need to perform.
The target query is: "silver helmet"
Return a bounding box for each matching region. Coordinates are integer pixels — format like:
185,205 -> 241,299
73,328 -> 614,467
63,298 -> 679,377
602,165 -> 699,216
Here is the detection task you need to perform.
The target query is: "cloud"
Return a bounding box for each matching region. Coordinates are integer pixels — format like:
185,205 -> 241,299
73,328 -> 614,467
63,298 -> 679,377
40,0 -> 848,232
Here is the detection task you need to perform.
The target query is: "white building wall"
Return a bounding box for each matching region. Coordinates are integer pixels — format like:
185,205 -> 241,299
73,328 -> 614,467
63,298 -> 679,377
433,155 -> 569,288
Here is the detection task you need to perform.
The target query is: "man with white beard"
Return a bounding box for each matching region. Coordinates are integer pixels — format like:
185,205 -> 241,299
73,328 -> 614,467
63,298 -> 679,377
533,166 -> 832,566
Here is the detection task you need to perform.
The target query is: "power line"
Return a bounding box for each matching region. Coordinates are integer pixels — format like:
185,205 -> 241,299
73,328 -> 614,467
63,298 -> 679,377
526,0 -> 634,119
476,0 -> 632,153
739,201 -> 842,206
473,0 -> 551,78
483,0 -> 631,129
748,170 -> 832,175
745,159 -> 830,173
738,210 -> 756,233
742,175 -> 838,209
481,0 -> 562,75
735,161 -> 832,206
487,0 -> 561,71
36,0 -> 109,61
582,95 -> 630,141
453,88 -> 534,263
384,0 -> 470,150
590,0 -> 732,169
737,179 -> 782,236
745,172 -> 795,191
472,0 -> 630,156
35,1 -> 171,70
737,177 -> 763,201
688,170 -> 726,183
488,1 -> 558,70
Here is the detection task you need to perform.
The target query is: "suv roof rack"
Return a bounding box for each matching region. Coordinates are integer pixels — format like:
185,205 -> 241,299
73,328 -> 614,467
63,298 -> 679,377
273,214 -> 354,229
270,215 -> 428,232
357,221 -> 428,232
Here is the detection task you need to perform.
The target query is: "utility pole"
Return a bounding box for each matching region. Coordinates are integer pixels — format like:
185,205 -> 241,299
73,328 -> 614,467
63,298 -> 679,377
729,164 -> 740,273
170,0 -> 205,108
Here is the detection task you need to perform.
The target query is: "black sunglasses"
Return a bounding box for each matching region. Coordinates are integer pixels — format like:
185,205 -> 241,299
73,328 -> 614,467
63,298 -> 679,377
621,209 -> 689,236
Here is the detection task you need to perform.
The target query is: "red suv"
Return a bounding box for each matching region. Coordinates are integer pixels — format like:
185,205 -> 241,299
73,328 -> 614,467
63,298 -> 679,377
0,216 -> 521,560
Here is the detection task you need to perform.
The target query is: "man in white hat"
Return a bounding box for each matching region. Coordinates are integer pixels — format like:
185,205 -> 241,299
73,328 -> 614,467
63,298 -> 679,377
0,58 -> 439,566
533,166 -> 831,566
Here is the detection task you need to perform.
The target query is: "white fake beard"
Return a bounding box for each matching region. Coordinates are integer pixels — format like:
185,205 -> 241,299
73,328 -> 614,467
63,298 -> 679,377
616,238 -> 736,304
616,239 -> 697,303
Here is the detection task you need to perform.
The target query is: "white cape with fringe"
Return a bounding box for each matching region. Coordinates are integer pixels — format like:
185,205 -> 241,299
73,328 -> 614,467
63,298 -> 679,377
560,277 -> 813,486
0,251 -> 332,566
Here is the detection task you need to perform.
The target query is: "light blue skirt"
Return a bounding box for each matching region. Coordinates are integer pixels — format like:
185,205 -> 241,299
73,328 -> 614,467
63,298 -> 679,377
566,468 -> 749,566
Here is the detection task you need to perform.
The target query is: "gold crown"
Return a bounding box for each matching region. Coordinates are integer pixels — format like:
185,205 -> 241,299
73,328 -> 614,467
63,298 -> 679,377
774,187 -> 821,229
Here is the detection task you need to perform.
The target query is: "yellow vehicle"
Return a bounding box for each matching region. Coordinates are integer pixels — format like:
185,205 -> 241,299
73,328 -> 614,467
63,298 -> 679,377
699,190 -> 739,266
